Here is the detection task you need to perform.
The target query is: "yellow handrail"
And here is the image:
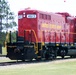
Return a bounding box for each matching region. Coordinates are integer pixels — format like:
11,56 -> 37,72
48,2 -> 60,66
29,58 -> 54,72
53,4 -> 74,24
24,30 -> 38,54
32,30 -> 38,54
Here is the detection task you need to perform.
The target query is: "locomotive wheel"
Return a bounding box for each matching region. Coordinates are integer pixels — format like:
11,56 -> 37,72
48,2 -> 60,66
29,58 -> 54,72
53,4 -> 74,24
41,50 -> 49,60
45,50 -> 56,60
60,49 -> 66,59
22,59 -> 25,62
36,58 -> 41,61
61,56 -> 64,59
45,53 -> 49,60
70,55 -> 76,58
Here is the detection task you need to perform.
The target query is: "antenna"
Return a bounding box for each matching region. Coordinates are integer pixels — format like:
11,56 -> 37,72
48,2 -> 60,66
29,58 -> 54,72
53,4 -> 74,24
64,0 -> 66,2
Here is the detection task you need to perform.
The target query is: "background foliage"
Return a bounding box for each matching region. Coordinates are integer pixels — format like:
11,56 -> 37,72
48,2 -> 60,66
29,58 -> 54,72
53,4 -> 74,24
0,0 -> 17,46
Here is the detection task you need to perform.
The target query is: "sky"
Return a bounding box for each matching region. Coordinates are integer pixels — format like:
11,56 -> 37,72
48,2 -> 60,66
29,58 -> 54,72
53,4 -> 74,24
7,0 -> 76,22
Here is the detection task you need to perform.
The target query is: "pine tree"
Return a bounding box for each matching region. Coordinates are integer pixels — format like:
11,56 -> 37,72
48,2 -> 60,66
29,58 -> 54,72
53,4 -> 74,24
0,0 -> 17,31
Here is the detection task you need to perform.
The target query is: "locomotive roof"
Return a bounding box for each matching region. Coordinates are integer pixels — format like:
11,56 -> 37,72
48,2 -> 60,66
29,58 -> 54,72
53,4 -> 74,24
18,8 -> 64,17
18,8 -> 66,22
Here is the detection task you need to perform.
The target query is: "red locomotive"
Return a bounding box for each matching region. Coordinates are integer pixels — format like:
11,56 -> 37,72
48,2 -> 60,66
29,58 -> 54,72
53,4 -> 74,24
6,8 -> 76,61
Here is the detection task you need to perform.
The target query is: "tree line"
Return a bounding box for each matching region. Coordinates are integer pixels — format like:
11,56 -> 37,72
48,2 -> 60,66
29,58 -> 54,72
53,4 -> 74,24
0,0 -> 17,46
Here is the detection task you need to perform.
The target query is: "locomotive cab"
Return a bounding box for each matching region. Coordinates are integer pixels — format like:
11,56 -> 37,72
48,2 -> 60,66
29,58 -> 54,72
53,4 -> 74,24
6,9 -> 39,61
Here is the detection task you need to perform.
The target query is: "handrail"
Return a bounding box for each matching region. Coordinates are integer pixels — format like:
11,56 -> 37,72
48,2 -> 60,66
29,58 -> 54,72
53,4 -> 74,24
24,29 -> 38,42
24,29 -> 38,54
31,30 -> 38,54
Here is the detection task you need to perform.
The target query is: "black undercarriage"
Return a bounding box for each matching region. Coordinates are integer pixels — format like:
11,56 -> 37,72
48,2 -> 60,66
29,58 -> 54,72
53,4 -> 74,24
6,31 -> 76,61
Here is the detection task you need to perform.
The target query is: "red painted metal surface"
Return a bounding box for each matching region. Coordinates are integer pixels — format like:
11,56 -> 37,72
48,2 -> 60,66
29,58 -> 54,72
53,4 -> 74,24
18,9 -> 76,44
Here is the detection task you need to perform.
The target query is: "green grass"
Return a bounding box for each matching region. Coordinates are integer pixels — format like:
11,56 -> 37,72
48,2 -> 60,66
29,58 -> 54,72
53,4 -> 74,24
1,47 -> 76,75
0,60 -> 76,75
2,47 -> 7,55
